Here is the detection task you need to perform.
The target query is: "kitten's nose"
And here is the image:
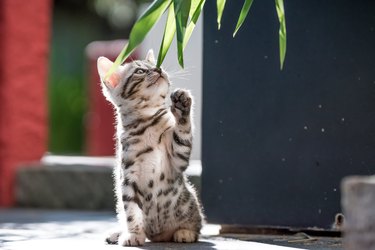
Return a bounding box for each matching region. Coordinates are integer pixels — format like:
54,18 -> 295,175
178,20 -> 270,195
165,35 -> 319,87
154,68 -> 162,74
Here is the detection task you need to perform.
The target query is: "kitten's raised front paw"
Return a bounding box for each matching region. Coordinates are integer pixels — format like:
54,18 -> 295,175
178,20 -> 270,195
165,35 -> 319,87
105,231 -> 121,245
118,232 -> 146,246
173,229 -> 198,243
171,89 -> 192,116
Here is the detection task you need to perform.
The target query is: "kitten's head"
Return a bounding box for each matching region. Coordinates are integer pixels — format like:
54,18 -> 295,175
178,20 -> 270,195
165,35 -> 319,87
97,49 -> 170,108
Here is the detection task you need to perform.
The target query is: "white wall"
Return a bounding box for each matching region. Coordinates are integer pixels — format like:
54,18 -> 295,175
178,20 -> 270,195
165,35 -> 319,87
140,7 -> 203,160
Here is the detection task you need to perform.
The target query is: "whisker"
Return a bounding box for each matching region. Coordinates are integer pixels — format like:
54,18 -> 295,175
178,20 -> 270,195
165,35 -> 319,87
169,70 -> 192,79
170,76 -> 190,81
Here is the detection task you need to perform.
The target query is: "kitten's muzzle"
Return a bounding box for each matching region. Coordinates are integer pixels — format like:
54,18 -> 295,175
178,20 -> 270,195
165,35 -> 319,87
152,68 -> 167,82
154,68 -> 162,74
147,68 -> 169,87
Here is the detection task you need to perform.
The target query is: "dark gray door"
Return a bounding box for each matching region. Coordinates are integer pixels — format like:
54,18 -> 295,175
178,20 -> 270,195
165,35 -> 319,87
202,0 -> 375,229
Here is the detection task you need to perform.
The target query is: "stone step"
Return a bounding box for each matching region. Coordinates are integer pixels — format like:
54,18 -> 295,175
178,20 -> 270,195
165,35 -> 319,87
16,156 -> 202,210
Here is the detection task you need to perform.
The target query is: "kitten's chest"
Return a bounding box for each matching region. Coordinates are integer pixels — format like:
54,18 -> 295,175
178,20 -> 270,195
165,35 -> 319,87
121,112 -> 174,145
120,134 -> 173,184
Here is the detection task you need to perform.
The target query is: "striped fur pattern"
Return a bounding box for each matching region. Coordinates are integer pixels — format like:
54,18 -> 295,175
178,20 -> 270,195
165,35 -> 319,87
97,50 -> 204,246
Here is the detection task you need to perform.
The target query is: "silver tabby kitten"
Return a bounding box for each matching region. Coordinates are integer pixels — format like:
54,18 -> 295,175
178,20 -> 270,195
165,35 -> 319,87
97,50 -> 204,246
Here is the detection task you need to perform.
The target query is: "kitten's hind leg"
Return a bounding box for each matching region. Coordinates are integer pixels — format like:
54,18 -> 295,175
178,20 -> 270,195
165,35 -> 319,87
173,229 -> 199,243
170,89 -> 193,172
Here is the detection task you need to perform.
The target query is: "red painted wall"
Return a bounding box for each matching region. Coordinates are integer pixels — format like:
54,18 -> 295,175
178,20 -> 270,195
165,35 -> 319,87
0,0 -> 51,206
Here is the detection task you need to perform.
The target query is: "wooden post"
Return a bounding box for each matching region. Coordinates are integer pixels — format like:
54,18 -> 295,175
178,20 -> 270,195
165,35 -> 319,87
0,0 -> 51,206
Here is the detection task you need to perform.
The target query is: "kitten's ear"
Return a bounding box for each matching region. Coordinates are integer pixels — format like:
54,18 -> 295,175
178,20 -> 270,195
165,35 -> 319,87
145,49 -> 156,64
97,57 -> 121,88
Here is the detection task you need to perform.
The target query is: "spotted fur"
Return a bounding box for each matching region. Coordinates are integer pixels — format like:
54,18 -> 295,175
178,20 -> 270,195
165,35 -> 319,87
97,50 -> 204,246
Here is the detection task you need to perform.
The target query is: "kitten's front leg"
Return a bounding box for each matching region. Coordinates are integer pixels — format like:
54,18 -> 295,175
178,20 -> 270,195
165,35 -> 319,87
118,183 -> 146,246
170,89 -> 193,172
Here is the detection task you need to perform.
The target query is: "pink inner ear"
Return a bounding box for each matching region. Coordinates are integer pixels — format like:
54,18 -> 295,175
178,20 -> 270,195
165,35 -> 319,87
106,73 -> 120,88
97,57 -> 121,88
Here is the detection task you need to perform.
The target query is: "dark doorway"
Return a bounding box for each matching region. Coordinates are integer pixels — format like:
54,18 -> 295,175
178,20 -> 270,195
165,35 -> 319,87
202,0 -> 375,228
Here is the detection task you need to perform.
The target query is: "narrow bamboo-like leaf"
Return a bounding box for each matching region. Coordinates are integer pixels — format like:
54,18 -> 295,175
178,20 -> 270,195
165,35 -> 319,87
216,0 -> 226,29
174,0 -> 191,68
183,0 -> 206,50
157,4 -> 176,67
189,0 -> 201,18
106,0 -> 172,78
275,0 -> 287,70
233,0 -> 254,37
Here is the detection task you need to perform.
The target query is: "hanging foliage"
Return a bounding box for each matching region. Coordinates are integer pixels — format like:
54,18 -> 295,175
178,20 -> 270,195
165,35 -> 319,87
107,0 -> 287,78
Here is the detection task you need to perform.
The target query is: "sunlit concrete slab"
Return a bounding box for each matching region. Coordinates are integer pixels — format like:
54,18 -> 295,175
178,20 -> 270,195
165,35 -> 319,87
2,238 -> 302,250
2,209 -> 344,250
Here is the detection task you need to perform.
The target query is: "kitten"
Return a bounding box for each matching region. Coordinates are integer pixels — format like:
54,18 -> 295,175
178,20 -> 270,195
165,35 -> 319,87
97,50 -> 204,246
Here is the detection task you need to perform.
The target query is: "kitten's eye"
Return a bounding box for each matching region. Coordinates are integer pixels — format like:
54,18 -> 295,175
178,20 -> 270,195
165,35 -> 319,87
135,69 -> 146,74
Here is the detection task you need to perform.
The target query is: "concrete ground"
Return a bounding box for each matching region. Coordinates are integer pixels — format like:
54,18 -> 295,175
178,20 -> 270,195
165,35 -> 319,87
0,209 -> 342,250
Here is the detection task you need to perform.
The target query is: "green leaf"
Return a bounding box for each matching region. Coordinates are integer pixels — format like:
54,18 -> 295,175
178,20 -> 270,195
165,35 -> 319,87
157,3 -> 176,67
183,0 -> 206,50
275,0 -> 287,70
174,0 -> 191,68
189,0 -> 201,18
216,0 -> 226,30
233,0 -> 254,37
106,0 -> 172,79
